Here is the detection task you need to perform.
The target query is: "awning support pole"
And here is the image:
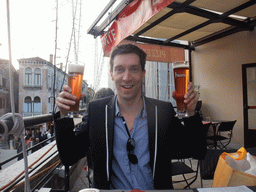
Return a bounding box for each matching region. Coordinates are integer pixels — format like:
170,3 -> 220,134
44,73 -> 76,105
189,42 -> 193,82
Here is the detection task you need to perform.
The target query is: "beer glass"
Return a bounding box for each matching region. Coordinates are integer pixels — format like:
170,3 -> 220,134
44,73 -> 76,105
173,61 -> 189,118
67,61 -> 85,117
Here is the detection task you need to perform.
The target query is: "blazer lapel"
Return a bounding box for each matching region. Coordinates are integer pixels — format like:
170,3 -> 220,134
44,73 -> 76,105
106,96 -> 116,174
145,97 -> 156,171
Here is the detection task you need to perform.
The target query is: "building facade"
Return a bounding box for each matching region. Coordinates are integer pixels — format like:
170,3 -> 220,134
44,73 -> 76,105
18,57 -> 62,117
18,57 -> 89,117
0,59 -> 19,117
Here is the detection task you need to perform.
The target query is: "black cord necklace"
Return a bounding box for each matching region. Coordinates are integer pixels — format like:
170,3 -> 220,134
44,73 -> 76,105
121,116 -> 138,164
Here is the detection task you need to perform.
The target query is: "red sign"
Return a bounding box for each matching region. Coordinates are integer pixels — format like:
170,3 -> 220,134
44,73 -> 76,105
100,0 -> 175,55
108,40 -> 185,63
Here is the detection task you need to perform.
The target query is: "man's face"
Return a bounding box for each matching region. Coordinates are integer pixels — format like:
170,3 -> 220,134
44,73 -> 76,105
110,53 -> 145,101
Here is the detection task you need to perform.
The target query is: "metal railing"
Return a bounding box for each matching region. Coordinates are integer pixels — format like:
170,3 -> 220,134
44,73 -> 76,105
0,112 -> 84,192
22,112 -> 43,117
0,114 -> 60,191
0,136 -> 55,170
0,114 -> 53,134
2,137 -> 60,192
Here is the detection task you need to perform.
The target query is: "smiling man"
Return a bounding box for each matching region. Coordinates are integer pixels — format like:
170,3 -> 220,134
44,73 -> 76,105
111,53 -> 145,103
54,44 -> 206,190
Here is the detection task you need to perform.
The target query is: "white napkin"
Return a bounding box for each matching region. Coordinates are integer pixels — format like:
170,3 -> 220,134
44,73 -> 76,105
197,185 -> 253,192
225,152 -> 256,176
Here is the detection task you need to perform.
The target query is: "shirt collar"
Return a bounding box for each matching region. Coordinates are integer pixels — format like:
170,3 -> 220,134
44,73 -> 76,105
115,95 -> 147,118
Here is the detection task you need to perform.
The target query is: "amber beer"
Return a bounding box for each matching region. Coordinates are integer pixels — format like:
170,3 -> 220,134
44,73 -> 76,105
173,61 -> 189,117
68,62 -> 85,116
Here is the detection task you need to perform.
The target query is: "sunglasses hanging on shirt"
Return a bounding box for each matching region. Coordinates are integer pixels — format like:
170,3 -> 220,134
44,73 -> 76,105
121,116 -> 138,164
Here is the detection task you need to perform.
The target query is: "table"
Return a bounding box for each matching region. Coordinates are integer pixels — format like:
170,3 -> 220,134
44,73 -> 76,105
98,186 -> 256,191
100,190 -> 196,192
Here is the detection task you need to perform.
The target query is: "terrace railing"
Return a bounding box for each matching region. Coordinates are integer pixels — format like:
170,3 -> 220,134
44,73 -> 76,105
0,113 -> 84,192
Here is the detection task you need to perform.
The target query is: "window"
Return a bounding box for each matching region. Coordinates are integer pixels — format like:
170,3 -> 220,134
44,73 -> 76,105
2,77 -> 6,88
33,96 -> 41,113
24,96 -> 32,113
34,68 -> 41,86
0,74 -> 6,88
25,67 -> 32,86
48,97 -> 53,113
3,98 -> 5,108
0,98 -> 5,109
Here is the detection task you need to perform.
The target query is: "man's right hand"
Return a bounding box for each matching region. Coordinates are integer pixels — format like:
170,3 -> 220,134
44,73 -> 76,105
56,85 -> 84,118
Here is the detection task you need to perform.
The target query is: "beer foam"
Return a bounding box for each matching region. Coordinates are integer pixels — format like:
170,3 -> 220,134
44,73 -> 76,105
173,64 -> 189,69
68,63 -> 85,73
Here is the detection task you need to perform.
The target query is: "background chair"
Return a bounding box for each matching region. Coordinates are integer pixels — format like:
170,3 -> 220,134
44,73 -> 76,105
172,158 -> 199,189
203,122 -> 216,148
203,122 -> 211,135
200,147 -> 256,187
207,120 -> 237,149
199,148 -> 237,187
247,147 -> 256,156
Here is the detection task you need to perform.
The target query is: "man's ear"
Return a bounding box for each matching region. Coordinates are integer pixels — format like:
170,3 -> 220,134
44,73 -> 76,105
110,70 -> 114,81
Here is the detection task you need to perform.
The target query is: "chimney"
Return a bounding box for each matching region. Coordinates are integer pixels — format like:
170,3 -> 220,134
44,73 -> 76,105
49,54 -> 53,64
60,63 -> 63,71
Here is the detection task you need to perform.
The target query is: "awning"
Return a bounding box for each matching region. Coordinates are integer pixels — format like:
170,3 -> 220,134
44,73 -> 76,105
88,0 -> 256,54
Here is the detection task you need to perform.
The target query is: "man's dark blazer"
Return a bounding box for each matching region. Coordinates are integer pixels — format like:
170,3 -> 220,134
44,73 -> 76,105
54,95 -> 207,189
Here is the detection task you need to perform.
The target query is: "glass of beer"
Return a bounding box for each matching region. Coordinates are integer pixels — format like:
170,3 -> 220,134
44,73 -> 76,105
173,61 -> 189,118
67,61 -> 85,118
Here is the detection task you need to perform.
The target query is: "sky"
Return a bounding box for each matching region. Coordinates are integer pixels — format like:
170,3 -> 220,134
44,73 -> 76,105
0,0 -> 117,88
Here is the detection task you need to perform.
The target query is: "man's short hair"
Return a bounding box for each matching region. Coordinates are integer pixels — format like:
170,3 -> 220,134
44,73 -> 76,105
109,44 -> 147,71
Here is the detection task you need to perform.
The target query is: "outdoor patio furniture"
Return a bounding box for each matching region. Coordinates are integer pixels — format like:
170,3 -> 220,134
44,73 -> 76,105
207,120 -> 237,149
199,148 -> 237,188
172,158 -> 199,189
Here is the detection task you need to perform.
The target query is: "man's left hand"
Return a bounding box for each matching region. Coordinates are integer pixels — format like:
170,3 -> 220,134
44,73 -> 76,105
184,82 -> 199,116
